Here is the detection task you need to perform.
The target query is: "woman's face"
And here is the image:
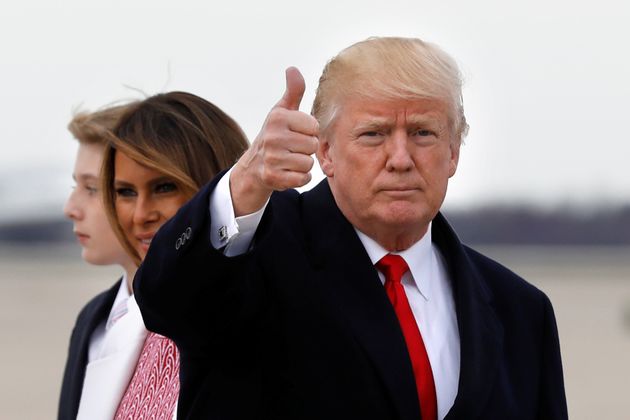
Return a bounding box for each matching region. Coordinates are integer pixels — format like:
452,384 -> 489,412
114,152 -> 189,261
64,143 -> 134,268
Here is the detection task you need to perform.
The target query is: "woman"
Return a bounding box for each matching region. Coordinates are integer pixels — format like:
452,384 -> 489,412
67,92 -> 248,420
102,91 -> 247,265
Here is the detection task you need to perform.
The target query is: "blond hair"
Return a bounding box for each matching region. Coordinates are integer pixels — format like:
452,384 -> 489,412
68,103 -> 135,145
312,37 -> 469,143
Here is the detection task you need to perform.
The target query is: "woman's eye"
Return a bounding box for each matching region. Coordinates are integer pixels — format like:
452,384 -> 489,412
155,182 -> 178,193
85,186 -> 98,196
116,187 -> 136,198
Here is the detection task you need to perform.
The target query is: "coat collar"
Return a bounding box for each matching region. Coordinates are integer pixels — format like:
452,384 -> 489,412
301,180 -> 504,420
63,279 -> 121,419
432,214 -> 504,420
301,180 -> 421,420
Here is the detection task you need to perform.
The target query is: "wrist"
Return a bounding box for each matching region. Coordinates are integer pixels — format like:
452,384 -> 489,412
230,162 -> 272,217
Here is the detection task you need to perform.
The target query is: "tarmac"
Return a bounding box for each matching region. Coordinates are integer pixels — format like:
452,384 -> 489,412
1,244 -> 628,419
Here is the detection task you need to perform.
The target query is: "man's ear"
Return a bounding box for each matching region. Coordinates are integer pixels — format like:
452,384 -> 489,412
316,136 -> 334,177
448,140 -> 461,178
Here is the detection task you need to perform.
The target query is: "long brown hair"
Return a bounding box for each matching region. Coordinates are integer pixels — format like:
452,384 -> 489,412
102,91 -> 249,264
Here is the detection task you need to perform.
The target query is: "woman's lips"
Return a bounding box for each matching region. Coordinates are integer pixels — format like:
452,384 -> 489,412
136,233 -> 155,253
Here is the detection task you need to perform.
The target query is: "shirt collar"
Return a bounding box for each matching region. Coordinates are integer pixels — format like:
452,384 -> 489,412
354,222 -> 434,301
105,273 -> 132,331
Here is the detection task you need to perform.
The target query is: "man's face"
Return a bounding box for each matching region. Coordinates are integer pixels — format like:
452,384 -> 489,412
317,96 -> 460,250
63,143 -> 133,267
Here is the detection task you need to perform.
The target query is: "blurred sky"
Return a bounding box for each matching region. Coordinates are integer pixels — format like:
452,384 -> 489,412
1,0 -> 628,222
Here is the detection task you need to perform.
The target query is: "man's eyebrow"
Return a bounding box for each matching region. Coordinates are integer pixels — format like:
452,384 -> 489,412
354,117 -> 394,130
355,113 -> 444,128
406,114 -> 443,126
75,173 -> 98,183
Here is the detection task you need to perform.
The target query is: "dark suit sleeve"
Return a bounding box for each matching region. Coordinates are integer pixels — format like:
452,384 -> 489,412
58,282 -> 119,420
537,295 -> 569,419
58,322 -> 81,420
133,176 -> 268,354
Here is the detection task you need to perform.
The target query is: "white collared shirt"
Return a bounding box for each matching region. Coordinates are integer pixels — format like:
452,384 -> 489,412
355,227 -> 460,419
209,171 -> 460,419
81,277 -> 178,420
87,275 -> 132,363
79,278 -> 150,420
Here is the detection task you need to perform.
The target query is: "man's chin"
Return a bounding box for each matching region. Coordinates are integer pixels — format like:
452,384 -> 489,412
381,203 -> 430,223
374,211 -> 428,231
365,217 -> 430,251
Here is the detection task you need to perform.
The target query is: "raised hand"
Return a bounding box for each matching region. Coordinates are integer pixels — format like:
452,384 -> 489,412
230,67 -> 319,216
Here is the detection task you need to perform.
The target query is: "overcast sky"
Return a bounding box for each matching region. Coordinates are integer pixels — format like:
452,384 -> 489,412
1,0 -> 628,221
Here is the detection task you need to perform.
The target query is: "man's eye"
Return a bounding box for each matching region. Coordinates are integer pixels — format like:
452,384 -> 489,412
414,129 -> 435,137
155,182 -> 178,193
358,131 -> 385,145
116,188 -> 136,198
361,131 -> 380,137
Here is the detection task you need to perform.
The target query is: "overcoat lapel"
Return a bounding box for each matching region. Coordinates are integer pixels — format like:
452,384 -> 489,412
432,214 -> 504,420
301,181 -> 421,420
300,181 -> 505,420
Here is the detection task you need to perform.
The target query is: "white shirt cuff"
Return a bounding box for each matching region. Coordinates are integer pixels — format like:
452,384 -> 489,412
209,167 -> 268,256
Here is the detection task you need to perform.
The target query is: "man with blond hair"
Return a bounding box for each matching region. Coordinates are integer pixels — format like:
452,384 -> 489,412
59,103 -> 146,420
135,37 -> 568,420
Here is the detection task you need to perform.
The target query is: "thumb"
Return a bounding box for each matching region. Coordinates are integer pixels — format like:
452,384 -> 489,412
275,67 -> 305,111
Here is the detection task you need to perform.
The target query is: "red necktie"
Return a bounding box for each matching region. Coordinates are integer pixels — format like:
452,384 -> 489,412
376,254 -> 437,420
114,332 -> 180,420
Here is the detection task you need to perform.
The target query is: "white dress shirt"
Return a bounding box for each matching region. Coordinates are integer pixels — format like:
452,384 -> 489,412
77,277 -> 178,420
87,276 -> 135,363
210,167 -> 267,256
77,278 -> 148,420
355,228 -> 460,419
209,171 -> 460,419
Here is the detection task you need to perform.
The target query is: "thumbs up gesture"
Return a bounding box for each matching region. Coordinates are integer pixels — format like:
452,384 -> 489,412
231,67 -> 320,216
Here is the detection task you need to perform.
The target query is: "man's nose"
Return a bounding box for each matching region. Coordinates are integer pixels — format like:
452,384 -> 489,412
133,196 -> 160,225
385,132 -> 414,172
63,189 -> 83,220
